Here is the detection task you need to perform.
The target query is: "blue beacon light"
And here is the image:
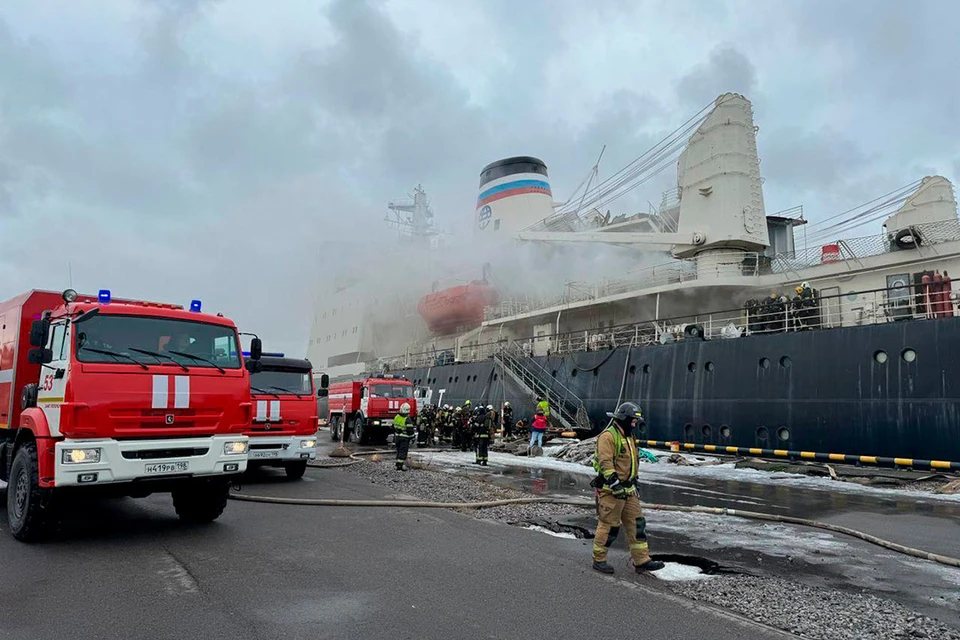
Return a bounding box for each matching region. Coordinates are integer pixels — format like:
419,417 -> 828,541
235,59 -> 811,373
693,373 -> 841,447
190,299 -> 202,313
98,289 -> 111,304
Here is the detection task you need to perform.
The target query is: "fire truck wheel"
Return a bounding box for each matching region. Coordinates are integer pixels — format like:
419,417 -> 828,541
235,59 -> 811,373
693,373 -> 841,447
329,417 -> 340,442
172,479 -> 229,524
284,461 -> 307,480
7,441 -> 56,542
355,418 -> 369,445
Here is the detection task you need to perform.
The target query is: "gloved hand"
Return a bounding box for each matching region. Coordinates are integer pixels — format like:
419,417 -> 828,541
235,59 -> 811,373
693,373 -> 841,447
606,473 -> 627,498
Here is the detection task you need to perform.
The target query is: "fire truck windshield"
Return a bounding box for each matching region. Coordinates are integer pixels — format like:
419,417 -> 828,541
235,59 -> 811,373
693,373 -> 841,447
75,315 -> 241,369
371,384 -> 413,398
249,369 -> 313,395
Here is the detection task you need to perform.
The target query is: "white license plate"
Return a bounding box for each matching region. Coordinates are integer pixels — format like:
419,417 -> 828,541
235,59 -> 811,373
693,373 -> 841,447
251,450 -> 279,459
144,461 -> 189,475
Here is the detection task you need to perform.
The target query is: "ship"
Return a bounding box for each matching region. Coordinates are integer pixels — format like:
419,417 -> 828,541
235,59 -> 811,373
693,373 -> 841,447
310,93 -> 960,464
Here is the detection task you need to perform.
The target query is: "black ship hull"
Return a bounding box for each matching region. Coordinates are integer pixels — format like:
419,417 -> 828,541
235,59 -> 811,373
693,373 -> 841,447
391,316 -> 960,462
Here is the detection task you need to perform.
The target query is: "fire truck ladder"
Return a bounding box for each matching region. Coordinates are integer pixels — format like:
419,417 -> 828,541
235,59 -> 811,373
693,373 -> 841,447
494,342 -> 592,432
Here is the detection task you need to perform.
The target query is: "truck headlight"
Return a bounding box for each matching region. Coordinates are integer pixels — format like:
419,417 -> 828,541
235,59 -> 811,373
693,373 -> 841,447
62,448 -> 102,464
224,440 -> 248,455
300,439 -> 316,449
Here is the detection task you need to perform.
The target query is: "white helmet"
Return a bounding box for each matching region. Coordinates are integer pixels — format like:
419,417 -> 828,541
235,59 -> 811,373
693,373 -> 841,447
400,403 -> 411,415
487,405 -> 493,410
504,402 -> 511,407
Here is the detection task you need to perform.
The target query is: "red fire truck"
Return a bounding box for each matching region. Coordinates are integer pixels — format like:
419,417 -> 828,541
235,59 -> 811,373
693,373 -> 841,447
0,289 -> 257,541
327,375 -> 417,445
245,354 -> 328,479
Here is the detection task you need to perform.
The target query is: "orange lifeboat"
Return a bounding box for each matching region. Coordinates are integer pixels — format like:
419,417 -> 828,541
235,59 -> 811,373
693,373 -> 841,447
418,281 -> 500,335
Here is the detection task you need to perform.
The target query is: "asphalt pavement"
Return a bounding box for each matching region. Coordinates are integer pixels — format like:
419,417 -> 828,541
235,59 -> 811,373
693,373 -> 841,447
0,469 -> 792,640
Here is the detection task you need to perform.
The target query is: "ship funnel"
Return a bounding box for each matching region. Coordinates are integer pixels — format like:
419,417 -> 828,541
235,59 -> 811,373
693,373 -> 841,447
475,156 -> 554,236
674,93 -> 769,257
884,176 -> 958,233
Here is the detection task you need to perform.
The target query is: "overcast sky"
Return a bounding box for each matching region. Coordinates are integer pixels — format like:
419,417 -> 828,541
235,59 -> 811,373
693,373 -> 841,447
2,0 -> 958,355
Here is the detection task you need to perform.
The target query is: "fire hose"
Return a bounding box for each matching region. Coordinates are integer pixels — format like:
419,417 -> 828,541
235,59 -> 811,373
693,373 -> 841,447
229,450 -> 960,570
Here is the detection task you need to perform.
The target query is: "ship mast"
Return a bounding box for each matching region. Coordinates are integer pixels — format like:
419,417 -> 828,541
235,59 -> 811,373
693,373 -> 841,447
385,184 -> 443,248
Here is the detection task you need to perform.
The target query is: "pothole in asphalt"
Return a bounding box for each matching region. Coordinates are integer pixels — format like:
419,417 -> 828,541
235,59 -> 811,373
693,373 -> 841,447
649,554 -> 725,580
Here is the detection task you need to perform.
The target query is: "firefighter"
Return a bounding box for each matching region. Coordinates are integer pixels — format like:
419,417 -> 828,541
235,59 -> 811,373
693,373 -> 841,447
536,396 -> 550,420
393,403 -> 416,471
475,405 -> 495,465
502,402 -> 514,439
417,404 -> 435,447
452,406 -> 463,448
590,402 -> 664,574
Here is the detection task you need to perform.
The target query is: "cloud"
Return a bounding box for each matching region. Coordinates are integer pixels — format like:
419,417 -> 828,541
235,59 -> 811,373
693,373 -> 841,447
1,0 -> 959,359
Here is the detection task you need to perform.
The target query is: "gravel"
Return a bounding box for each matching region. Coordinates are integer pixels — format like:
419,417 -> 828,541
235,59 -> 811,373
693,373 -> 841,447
340,457 -> 592,522
669,574 -> 960,640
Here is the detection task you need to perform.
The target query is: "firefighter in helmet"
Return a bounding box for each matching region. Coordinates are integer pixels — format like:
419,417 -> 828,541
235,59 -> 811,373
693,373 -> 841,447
393,403 -> 416,471
475,405 -> 495,466
590,402 -> 664,574
502,401 -> 514,439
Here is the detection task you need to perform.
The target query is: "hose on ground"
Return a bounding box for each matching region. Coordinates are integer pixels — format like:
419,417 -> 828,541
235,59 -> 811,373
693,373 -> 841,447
229,478 -> 960,569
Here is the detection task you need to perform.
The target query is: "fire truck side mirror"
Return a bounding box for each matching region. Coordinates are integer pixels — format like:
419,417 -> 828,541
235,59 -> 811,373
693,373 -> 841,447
319,373 -> 329,389
245,359 -> 263,374
27,347 -> 53,365
29,319 -> 50,348
249,337 -> 262,360
317,388 -> 328,398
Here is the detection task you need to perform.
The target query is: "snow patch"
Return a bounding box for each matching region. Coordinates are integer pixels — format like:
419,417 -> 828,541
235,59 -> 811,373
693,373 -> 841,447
653,562 -> 712,581
524,525 -> 578,539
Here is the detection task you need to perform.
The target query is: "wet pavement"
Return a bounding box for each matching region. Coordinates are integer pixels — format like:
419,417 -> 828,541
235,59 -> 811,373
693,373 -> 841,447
400,444 -> 960,628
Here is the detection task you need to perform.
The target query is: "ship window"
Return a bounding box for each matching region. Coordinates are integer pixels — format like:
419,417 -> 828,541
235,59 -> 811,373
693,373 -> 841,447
873,350 -> 888,364
493,373 -> 498,381
720,425 -> 731,439
342,330 -> 347,337
701,424 -> 712,438
704,361 -> 715,372
551,370 -> 557,377
629,365 -> 637,375
322,312 -> 327,319
759,357 -> 771,369
571,369 -> 578,377
901,348 -> 917,363
687,362 -> 696,373
593,368 -> 600,377
637,421 -> 646,435
642,364 -> 650,374
448,377 -> 453,383
780,356 -> 792,368
777,427 -> 790,441
352,326 -> 358,334
455,376 -> 459,383
757,426 -> 769,440
683,423 -> 693,439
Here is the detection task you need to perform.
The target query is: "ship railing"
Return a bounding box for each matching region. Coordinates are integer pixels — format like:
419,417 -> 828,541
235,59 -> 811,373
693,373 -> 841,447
376,282 -> 957,371
493,341 -> 591,432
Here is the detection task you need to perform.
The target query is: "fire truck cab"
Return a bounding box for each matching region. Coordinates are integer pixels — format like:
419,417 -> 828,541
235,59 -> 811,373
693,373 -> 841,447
327,375 -> 417,445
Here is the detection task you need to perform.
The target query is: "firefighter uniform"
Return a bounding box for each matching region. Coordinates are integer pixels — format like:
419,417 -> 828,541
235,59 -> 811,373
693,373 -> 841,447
476,405 -> 495,465
591,402 -> 664,574
394,403 -> 416,471
502,404 -> 514,439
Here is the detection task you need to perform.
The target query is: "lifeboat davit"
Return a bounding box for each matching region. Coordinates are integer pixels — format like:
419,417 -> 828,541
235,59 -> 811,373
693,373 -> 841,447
418,281 -> 500,335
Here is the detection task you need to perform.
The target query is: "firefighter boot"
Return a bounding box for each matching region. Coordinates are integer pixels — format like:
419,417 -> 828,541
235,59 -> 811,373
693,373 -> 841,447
396,461 -> 405,471
592,561 -> 615,574
635,559 -> 665,572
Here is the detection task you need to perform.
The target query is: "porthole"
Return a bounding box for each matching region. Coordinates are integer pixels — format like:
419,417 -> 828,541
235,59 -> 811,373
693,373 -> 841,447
571,369 -> 578,377
701,424 -> 712,438
454,376 -> 459,383
720,425 -> 731,439
777,427 -> 790,441
901,348 -> 917,363
757,426 -> 769,440
687,362 -> 696,372
642,364 -> 651,374
492,373 -> 498,381
684,423 -> 694,438
551,370 -> 558,378
874,350 -> 888,364
448,377 -> 453,383
629,365 -> 637,375
780,356 -> 792,368
705,361 -> 715,372
593,368 -> 600,377
759,357 -> 771,369
637,422 -> 647,435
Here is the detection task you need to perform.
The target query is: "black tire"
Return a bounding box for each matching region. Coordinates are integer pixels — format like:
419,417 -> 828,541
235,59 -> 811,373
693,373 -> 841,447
355,417 -> 369,445
7,441 -> 57,542
21,384 -> 38,411
329,417 -> 339,442
172,479 -> 229,524
284,461 -> 307,480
